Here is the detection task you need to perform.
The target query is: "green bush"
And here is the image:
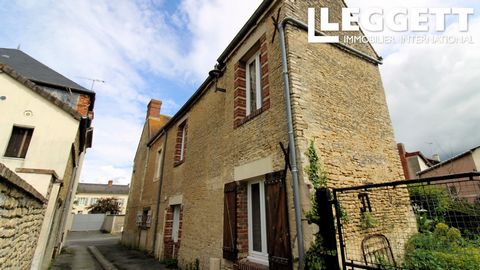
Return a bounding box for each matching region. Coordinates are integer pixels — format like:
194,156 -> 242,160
161,258 -> 178,269
304,234 -> 326,270
409,186 -> 450,217
360,211 -> 378,229
404,223 -> 480,270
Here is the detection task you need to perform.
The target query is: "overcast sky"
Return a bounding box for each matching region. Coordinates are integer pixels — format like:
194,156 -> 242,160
0,0 -> 478,184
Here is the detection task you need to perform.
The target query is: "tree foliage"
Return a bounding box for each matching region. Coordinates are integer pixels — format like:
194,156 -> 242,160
87,197 -> 121,214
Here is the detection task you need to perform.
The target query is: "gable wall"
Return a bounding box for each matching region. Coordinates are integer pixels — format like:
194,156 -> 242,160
0,73 -> 79,194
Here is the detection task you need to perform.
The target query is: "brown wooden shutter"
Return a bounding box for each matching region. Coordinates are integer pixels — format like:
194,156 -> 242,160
265,171 -> 292,270
5,127 -> 33,158
19,128 -> 33,158
223,181 -> 238,261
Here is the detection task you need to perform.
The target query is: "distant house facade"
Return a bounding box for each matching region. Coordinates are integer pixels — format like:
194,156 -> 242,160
418,146 -> 480,203
123,0 -> 416,269
72,180 -> 129,214
397,143 -> 440,179
0,48 -> 94,269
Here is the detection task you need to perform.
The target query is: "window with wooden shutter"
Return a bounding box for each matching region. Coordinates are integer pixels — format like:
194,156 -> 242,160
4,126 -> 34,158
223,182 -> 238,261
265,172 -> 292,270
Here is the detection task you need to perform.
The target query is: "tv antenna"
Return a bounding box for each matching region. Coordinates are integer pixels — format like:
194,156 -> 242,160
78,76 -> 106,91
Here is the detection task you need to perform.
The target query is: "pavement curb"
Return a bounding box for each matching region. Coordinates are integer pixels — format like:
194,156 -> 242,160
88,246 -> 119,270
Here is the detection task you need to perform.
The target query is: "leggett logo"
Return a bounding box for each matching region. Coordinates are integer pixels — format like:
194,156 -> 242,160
308,7 -> 475,44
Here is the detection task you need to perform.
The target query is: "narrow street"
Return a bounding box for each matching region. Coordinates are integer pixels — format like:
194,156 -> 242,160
50,231 -> 166,270
50,232 -> 117,270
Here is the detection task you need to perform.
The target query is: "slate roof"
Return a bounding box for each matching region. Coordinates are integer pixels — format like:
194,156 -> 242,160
0,48 -> 93,94
77,183 -> 129,195
0,65 -> 83,120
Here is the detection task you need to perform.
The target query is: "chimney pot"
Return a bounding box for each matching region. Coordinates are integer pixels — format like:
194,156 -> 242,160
108,180 -> 113,187
147,99 -> 162,119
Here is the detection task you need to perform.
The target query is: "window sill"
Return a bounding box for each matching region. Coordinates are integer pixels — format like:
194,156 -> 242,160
174,159 -> 185,167
247,256 -> 269,266
2,156 -> 25,160
235,106 -> 267,129
238,258 -> 269,270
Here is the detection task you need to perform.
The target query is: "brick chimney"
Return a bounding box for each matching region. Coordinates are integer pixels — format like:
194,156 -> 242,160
147,99 -> 162,119
397,143 -> 411,179
108,180 -> 113,187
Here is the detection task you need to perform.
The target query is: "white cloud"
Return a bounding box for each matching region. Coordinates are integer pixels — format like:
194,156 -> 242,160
343,0 -> 480,159
380,17 -> 480,158
0,0 -> 262,184
1,0 -> 477,183
178,0 -> 262,80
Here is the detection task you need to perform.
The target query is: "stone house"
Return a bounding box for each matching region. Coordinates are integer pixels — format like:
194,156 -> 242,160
0,48 -> 94,269
122,0 -> 415,269
72,180 -> 129,214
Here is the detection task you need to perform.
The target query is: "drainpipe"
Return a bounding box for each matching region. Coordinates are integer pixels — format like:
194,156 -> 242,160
277,18 -> 305,270
57,148 -> 85,251
152,130 -> 168,257
277,16 -> 384,269
138,146 -> 150,247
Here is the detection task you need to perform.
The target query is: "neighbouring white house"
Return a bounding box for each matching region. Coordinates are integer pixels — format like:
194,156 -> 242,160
397,143 -> 441,179
0,48 -> 95,269
72,180 -> 129,214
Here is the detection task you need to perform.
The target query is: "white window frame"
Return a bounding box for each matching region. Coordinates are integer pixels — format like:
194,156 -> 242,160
90,198 -> 98,205
172,205 -> 181,243
136,211 -> 143,226
155,148 -> 163,180
179,123 -> 186,161
247,180 -> 269,265
77,197 -> 88,205
245,52 -> 262,116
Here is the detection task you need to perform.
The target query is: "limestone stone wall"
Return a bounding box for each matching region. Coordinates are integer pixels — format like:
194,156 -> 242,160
122,121 -> 148,248
124,0 -> 417,268
148,2 -> 292,268
284,1 -> 417,263
0,163 -> 46,270
122,120 -> 164,255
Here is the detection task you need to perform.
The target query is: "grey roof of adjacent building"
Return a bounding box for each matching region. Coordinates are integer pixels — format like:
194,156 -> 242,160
77,183 -> 129,195
0,48 -> 94,94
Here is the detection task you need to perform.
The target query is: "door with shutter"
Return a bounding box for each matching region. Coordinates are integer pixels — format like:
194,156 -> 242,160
223,182 -> 238,261
265,171 -> 292,270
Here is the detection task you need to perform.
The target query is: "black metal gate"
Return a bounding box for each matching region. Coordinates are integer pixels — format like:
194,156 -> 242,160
330,172 -> 480,270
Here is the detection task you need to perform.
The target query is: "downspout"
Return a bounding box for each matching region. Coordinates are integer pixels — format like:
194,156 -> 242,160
152,130 -> 168,257
277,19 -> 305,269
277,16 -> 383,269
57,144 -> 85,252
138,145 -> 150,248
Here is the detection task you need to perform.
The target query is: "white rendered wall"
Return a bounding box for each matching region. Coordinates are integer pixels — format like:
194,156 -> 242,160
0,73 -> 79,190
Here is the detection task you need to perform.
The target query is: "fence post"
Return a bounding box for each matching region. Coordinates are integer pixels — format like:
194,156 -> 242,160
316,188 -> 340,269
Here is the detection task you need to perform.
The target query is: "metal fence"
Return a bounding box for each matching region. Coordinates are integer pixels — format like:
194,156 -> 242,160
332,172 -> 480,270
